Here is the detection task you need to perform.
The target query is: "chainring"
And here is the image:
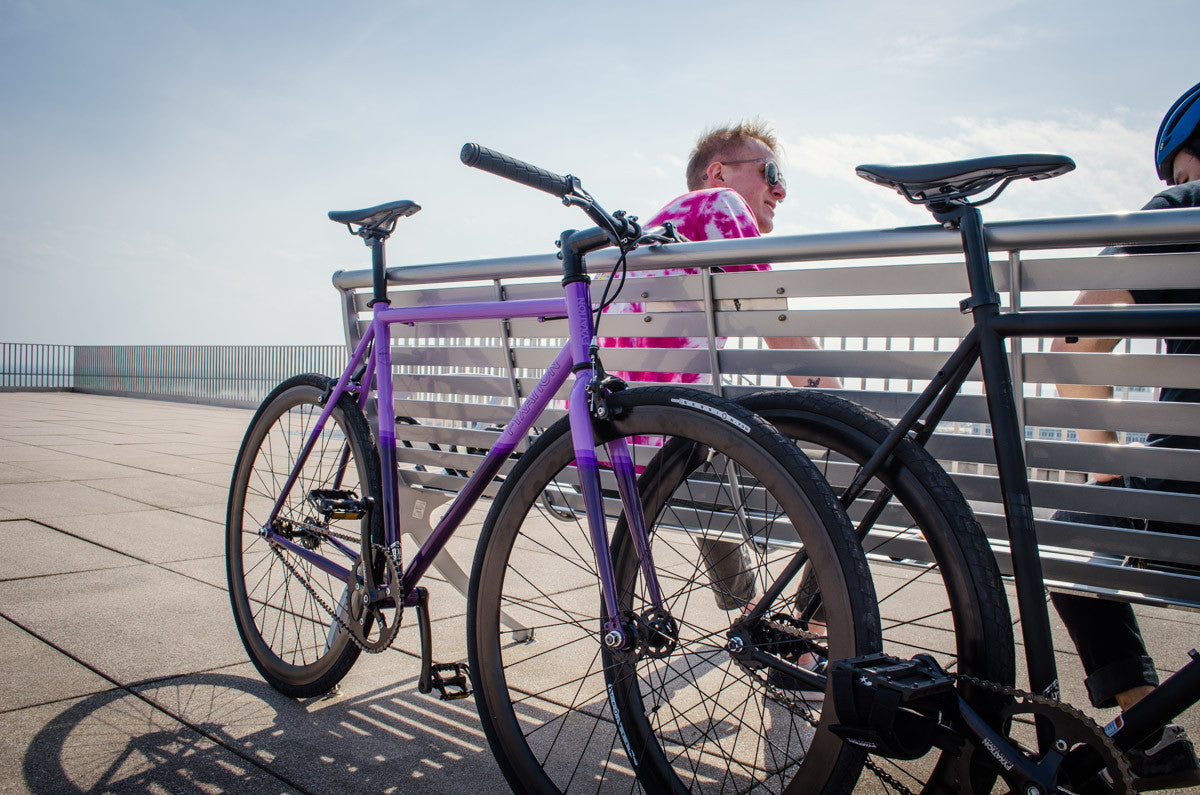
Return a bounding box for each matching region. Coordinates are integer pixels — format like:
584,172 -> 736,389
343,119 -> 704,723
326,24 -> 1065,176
346,544 -> 403,652
744,647 -> 1136,795
997,692 -> 1135,794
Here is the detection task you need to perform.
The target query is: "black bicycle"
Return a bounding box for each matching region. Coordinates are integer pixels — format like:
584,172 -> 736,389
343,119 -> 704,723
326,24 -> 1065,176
724,154 -> 1200,794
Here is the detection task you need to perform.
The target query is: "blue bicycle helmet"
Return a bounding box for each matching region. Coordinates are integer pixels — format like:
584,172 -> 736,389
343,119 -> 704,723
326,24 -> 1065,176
1155,81 -> 1200,182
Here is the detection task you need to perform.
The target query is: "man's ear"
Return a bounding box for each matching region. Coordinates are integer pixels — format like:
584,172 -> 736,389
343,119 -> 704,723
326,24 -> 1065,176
705,161 -> 725,186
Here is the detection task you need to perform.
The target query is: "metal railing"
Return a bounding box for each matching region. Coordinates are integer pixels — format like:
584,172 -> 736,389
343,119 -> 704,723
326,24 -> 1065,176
330,204 -> 1200,608
0,343 -> 75,389
4,206 -> 1198,606
0,344 -> 347,408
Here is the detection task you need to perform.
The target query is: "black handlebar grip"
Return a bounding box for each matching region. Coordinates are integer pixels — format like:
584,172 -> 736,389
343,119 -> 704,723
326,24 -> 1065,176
460,143 -> 573,198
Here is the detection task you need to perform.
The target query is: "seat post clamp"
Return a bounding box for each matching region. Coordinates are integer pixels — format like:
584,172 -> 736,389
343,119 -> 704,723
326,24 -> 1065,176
959,293 -> 1000,314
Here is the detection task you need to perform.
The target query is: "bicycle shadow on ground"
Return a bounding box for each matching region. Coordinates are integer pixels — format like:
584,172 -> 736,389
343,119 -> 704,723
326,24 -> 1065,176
21,670 -> 508,793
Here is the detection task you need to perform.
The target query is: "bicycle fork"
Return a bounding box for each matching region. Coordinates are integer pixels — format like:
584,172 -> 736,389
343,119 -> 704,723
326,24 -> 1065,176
560,237 -> 666,652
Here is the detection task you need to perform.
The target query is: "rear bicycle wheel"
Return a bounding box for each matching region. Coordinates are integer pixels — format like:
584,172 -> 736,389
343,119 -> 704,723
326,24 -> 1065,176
226,374 -> 382,698
741,389 -> 1015,791
468,386 -> 881,793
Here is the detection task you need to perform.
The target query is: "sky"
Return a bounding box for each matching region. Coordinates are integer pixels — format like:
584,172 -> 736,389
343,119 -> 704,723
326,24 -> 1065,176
0,0 -> 1195,345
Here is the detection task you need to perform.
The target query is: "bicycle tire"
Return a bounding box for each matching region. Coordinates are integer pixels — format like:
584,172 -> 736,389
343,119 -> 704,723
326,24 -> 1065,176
226,373 -> 383,698
740,388 -> 1015,791
467,386 -> 881,794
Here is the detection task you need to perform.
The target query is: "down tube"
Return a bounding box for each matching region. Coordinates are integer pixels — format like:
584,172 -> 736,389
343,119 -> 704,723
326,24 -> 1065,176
399,345 -> 575,592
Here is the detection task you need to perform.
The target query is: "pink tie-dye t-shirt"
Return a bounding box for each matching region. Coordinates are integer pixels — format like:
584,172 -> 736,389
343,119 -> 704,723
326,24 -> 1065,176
597,187 -> 769,384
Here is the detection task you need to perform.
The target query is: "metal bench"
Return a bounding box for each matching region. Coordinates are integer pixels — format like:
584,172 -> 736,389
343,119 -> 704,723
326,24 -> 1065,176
333,206 -> 1200,610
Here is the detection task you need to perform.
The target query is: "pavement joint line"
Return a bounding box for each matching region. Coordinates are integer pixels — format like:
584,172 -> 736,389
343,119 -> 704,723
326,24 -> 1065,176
0,517 -> 232,596
0,516 -> 475,651
159,505 -> 224,525
0,517 -> 471,668
0,642 -> 250,717
84,478 -> 231,509
5,439 -> 234,487
0,610 -> 313,795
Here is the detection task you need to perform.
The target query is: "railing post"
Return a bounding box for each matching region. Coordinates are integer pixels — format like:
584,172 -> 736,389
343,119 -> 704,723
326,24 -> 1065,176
495,279 -> 528,451
701,265 -> 724,396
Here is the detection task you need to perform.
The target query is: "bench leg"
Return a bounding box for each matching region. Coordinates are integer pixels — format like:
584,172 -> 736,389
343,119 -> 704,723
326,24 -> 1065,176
397,483 -> 532,641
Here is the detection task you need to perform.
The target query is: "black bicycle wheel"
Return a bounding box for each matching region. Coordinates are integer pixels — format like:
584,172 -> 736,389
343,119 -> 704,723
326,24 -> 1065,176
226,373 -> 383,698
740,388 -> 1015,791
467,386 -> 881,794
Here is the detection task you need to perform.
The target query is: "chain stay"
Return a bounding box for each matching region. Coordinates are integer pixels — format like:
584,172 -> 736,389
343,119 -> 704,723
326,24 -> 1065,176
269,539 -> 402,654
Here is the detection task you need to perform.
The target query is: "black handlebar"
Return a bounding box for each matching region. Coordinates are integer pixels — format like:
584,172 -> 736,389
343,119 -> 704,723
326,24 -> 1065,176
460,142 -> 644,255
460,143 -> 574,198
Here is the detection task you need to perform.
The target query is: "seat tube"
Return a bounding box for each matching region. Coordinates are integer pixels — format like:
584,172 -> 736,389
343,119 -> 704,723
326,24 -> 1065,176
959,207 -> 1060,704
371,308 -> 401,549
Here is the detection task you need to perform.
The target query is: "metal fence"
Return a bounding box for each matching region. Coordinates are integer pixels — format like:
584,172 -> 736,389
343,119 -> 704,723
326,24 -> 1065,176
0,343 -> 347,408
0,343 -> 75,389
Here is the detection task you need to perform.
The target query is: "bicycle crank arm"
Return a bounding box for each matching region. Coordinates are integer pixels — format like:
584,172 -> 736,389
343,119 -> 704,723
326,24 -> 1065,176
951,691 -> 1061,792
414,587 -> 473,701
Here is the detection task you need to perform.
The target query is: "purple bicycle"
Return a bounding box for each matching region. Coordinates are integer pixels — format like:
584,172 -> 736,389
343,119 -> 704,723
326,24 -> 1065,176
224,145 -> 886,793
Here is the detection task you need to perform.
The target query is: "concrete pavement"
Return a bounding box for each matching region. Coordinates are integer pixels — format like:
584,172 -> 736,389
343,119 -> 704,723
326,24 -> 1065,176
0,391 -> 1196,793
0,392 -> 505,793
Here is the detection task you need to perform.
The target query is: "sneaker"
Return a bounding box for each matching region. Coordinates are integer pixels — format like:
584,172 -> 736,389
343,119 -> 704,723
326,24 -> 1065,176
1127,724 -> 1200,791
696,537 -> 756,610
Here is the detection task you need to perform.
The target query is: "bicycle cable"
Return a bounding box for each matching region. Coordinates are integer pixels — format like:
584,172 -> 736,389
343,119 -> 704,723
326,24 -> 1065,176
591,244 -> 631,339
591,224 -> 682,341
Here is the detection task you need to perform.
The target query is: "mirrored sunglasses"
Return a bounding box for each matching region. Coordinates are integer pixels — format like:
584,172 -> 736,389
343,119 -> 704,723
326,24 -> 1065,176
721,158 -> 785,188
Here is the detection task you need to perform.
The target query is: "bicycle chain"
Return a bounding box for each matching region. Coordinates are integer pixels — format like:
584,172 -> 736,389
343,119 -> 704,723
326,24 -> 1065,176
287,516 -> 363,547
268,537 -> 402,654
748,619 -> 1133,794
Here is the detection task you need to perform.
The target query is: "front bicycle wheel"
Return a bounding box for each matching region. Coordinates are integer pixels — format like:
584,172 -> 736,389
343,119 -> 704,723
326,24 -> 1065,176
468,386 -> 881,794
741,389 -> 1015,791
226,374 -> 382,698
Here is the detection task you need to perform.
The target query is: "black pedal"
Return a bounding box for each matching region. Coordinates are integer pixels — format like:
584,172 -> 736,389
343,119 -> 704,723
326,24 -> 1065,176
413,588 -> 473,701
425,662 -> 472,701
306,489 -> 368,519
829,653 -> 958,759
838,653 -> 956,702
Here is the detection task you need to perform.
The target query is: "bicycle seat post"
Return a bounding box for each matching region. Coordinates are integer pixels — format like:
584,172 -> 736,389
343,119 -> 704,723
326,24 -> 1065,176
932,203 -> 1001,315
369,234 -> 389,307
327,199 -> 422,308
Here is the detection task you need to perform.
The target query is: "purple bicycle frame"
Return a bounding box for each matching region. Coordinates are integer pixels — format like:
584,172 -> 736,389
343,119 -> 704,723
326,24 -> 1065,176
261,279 -> 663,633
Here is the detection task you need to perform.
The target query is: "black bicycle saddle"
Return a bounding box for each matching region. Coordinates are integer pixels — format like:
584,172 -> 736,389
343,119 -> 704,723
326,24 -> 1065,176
329,200 -> 421,238
856,154 -> 1075,207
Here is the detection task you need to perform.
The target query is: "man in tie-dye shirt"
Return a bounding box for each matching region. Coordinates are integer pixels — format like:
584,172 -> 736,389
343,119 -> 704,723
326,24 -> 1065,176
600,121 -> 835,611
598,120 -> 835,389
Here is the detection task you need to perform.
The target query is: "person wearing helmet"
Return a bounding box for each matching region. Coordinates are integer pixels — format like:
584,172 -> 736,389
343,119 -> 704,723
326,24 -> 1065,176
1050,83 -> 1200,791
1156,81 -> 1200,186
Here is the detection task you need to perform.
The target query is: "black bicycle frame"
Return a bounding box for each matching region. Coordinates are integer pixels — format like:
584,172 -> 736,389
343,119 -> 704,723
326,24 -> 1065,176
841,202 -> 1200,755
